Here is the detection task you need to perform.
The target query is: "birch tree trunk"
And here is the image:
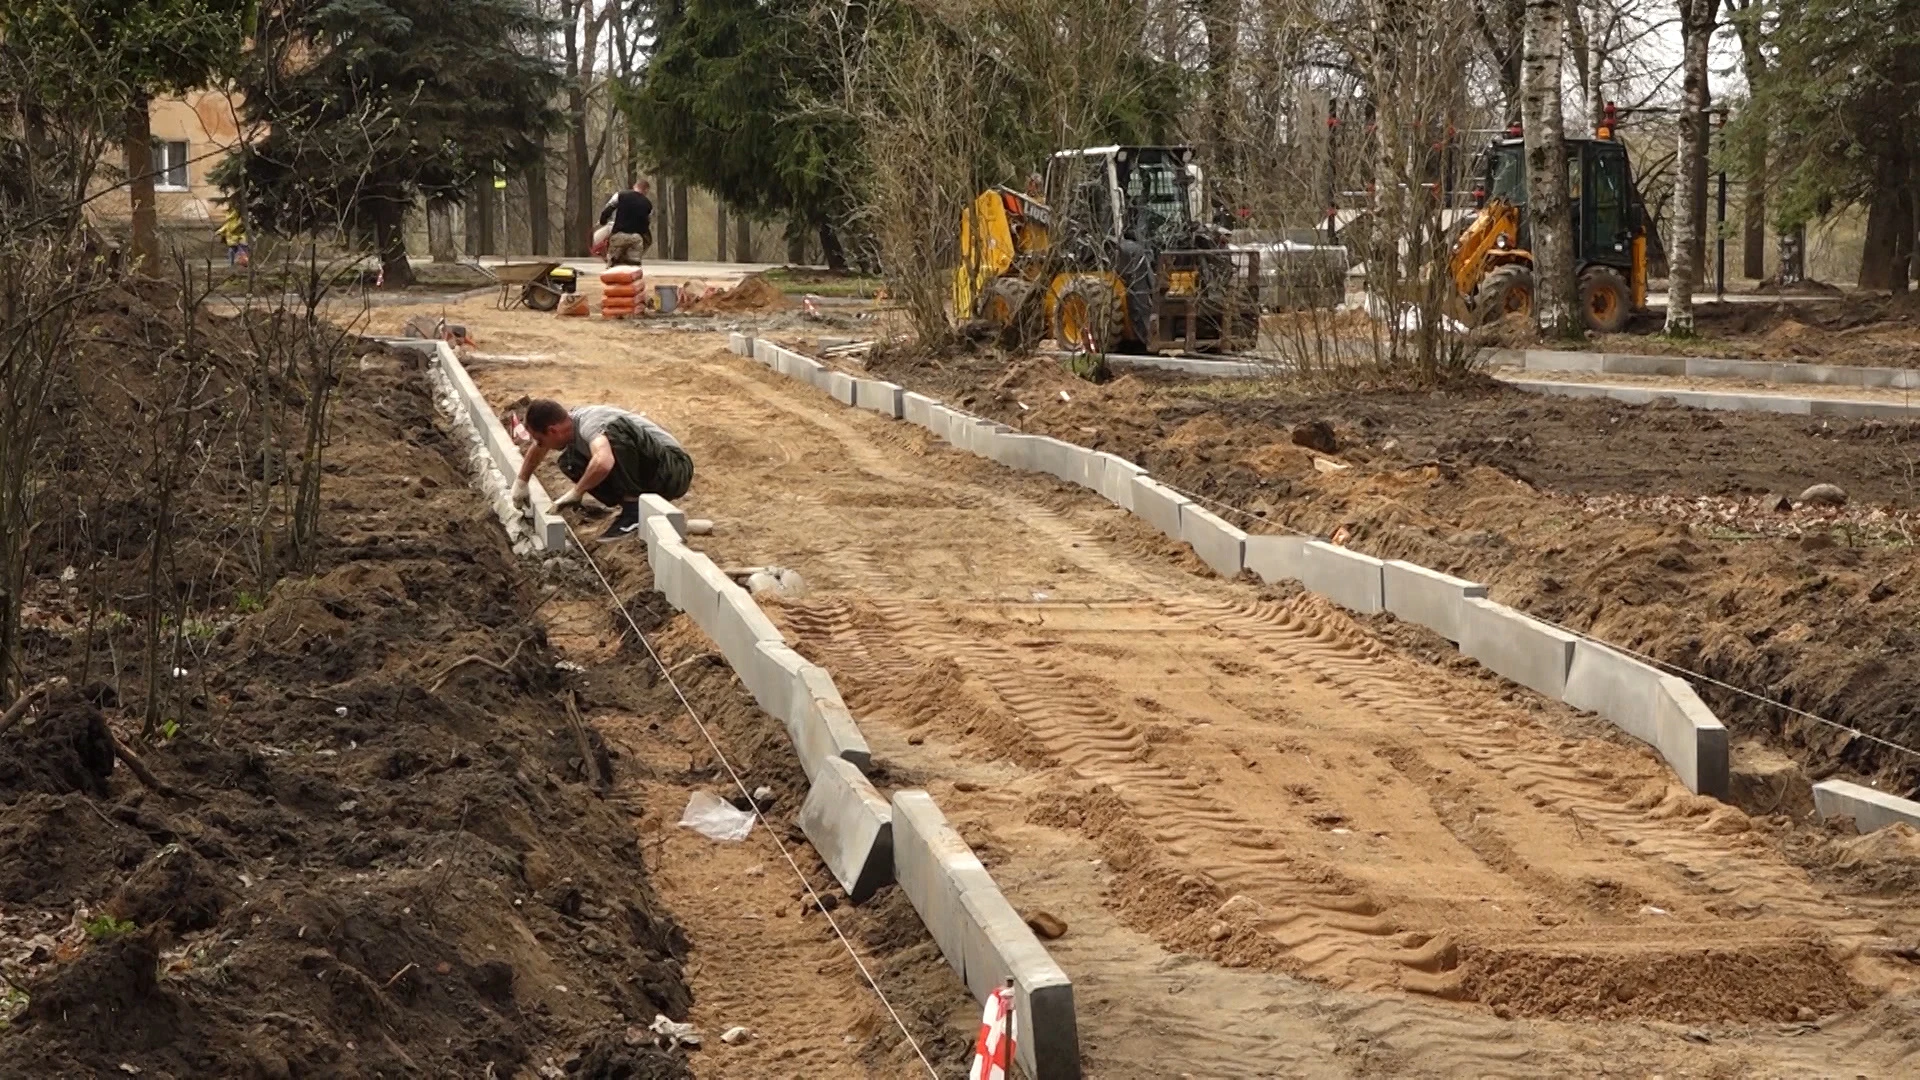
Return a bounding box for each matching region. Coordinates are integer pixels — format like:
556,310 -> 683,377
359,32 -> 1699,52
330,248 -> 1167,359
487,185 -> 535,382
1521,0 -> 1578,336
1730,0 -> 1769,280
1666,0 -> 1718,335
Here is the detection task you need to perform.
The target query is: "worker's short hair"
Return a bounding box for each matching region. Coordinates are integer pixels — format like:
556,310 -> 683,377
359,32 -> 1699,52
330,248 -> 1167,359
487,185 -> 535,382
526,399 -> 569,433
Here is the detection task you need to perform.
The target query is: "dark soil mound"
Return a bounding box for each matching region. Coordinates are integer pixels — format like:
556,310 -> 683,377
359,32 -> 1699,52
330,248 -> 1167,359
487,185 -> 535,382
0,691 -> 116,800
572,1032 -> 697,1080
0,792 -> 152,905
0,285 -> 694,1079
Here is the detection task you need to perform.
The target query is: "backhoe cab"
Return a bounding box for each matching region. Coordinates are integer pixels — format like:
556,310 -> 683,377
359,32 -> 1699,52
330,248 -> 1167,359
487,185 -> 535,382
954,146 -> 1261,355
1450,111 -> 1662,333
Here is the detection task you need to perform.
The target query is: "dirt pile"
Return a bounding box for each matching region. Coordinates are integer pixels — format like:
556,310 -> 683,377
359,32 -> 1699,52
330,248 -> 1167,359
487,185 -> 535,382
1461,937 -> 1871,1022
682,274 -> 796,315
0,300 -> 695,1077
1574,292 -> 1920,363
863,345 -> 1920,799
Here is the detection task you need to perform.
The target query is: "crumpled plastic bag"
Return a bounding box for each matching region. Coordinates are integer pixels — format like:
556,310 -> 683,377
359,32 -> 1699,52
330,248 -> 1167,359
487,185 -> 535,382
677,790 -> 754,842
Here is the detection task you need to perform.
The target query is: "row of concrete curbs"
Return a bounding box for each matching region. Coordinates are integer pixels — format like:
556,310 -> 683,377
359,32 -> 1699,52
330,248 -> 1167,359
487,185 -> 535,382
1490,347 -> 1920,393
726,334 -> 1079,1077
1491,347 -> 1920,419
728,331 -> 1920,835
402,338 -> 567,551
638,489 -> 1080,1080
1097,349 -> 1920,420
1505,378 -> 1920,419
411,332 -> 1079,1077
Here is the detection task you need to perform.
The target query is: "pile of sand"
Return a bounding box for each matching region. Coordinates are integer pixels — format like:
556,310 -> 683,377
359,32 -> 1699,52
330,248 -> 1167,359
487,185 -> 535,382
683,273 -> 797,314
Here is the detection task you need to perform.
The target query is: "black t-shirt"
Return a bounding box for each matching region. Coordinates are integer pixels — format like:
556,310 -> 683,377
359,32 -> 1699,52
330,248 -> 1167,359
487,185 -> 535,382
600,190 -> 653,236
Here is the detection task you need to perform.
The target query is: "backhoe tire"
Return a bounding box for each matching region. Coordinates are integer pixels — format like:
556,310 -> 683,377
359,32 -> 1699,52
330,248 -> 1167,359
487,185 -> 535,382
1472,264 -> 1534,326
1054,277 -> 1121,354
1578,266 -> 1632,334
980,278 -> 1042,348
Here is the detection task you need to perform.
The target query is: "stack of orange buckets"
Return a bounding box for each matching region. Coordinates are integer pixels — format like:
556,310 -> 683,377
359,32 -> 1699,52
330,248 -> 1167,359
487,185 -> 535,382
601,268 -> 642,318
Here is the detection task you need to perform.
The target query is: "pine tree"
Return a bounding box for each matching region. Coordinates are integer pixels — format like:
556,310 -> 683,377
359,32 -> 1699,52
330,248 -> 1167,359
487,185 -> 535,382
1760,0 -> 1920,291
226,0 -> 561,286
624,0 -> 860,268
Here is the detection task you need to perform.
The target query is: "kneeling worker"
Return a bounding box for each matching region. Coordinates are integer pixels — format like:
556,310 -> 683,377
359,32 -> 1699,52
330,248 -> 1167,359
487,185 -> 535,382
512,399 -> 692,542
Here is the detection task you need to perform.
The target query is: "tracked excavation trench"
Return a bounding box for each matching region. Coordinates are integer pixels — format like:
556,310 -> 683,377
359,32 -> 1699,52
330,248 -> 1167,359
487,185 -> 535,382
414,305 -> 1920,1078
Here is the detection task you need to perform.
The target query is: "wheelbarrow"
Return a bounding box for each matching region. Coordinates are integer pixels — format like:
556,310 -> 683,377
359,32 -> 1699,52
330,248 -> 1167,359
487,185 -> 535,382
489,260 -> 567,311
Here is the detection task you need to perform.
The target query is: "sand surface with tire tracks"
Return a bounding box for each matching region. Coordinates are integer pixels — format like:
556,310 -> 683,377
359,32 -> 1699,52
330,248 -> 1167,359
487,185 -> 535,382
371,295 -> 1920,1078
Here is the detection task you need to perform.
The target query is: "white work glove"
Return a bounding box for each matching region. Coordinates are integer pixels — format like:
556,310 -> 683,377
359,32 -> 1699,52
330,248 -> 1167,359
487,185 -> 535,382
510,479 -> 530,508
551,487 -> 583,510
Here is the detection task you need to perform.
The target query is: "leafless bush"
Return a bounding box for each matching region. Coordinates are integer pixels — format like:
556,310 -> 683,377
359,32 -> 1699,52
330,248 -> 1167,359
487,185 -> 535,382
0,35 -> 128,699
1,41 -> 369,727
831,0 -> 1178,345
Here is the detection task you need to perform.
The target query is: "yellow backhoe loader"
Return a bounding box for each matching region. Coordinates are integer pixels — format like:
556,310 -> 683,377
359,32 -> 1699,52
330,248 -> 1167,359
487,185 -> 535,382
953,146 -> 1264,354
1450,110 -> 1664,333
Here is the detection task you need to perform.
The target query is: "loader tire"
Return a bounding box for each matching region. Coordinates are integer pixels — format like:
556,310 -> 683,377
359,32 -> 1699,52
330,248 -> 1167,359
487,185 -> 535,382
1472,264 -> 1534,326
1054,278 -> 1120,354
980,278 -> 1042,348
1578,266 -> 1632,334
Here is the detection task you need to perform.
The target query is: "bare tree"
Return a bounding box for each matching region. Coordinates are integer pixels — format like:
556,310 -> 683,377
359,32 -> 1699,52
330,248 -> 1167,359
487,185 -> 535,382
1522,0 -> 1578,335
561,0 -> 616,258
1666,0 -> 1719,334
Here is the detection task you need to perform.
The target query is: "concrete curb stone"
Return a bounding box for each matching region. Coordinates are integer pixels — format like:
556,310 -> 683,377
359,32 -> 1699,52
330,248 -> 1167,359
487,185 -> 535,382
957,887 -> 1082,1080
1562,639 -> 1665,740
1381,560 -> 1487,643
638,494 -> 686,538
1812,779 -> 1920,833
745,641 -> 810,726
1179,505 -> 1247,578
902,391 -> 938,428
799,757 -> 895,902
1096,454 -> 1144,510
856,379 -> 905,418
826,370 -> 857,405
891,791 -> 998,981
1297,542 -> 1385,614
1652,675 -> 1729,799
790,663 -> 873,779
426,341 -> 566,550
1244,534 -> 1308,585
707,587 -> 788,680
989,432 -> 1039,471
1459,597 -> 1578,699
1129,476 -> 1188,539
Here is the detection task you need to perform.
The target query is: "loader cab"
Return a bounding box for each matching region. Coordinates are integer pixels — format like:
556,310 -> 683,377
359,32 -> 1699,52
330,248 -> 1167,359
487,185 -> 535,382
1474,136 -> 1646,279
1045,146 -> 1203,258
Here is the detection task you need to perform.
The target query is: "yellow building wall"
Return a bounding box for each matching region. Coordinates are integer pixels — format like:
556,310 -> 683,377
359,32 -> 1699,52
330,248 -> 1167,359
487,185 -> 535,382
93,90 -> 247,226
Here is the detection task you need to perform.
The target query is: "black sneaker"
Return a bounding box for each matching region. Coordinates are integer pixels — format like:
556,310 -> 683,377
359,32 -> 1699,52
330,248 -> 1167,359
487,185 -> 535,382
598,502 -> 642,543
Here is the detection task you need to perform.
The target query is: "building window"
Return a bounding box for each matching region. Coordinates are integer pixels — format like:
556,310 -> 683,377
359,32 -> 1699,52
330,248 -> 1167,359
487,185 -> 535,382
153,140 -> 189,190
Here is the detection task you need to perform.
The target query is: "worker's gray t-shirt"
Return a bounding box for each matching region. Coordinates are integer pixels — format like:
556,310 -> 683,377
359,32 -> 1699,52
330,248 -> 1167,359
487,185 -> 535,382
569,405 -> 682,458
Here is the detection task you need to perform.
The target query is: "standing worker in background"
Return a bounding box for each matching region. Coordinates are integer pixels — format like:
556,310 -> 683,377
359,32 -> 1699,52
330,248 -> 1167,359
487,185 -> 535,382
217,204 -> 249,267
512,398 -> 692,542
599,179 -> 653,267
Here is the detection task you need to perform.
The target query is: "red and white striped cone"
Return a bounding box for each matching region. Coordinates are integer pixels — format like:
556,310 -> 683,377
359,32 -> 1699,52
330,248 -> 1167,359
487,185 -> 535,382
968,983 -> 1014,1080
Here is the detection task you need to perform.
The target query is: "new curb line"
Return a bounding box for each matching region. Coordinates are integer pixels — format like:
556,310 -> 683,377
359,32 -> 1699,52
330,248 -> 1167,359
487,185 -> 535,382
746,338 -> 1743,813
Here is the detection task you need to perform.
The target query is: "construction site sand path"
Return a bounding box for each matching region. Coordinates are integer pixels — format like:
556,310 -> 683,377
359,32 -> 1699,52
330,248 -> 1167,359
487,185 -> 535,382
376,301 -> 1920,1078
